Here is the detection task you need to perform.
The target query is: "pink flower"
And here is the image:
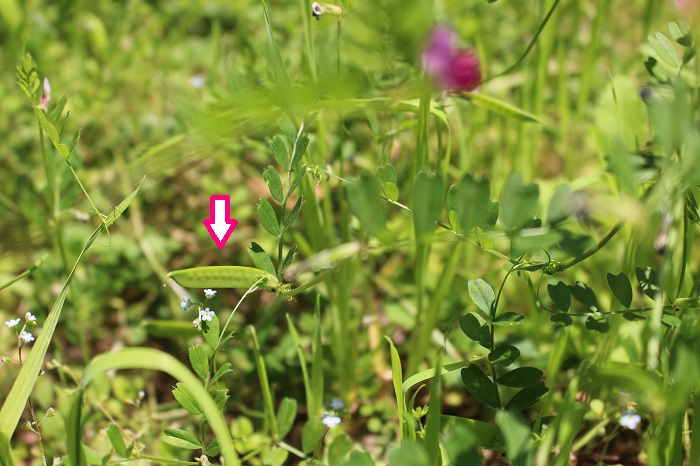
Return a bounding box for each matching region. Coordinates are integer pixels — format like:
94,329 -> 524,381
40,78 -> 51,111
423,26 -> 481,92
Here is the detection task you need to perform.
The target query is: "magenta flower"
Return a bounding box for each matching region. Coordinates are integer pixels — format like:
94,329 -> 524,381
423,26 -> 481,92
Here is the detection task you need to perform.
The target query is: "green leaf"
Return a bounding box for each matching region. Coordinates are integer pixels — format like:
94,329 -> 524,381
346,173 -> 386,236
550,313 -> 573,326
585,315 -> 610,333
214,389 -> 229,411
281,244 -> 297,274
188,345 -> 209,380
207,362 -> 232,388
623,312 -> 646,322
260,0 -> 290,91
488,345 -> 521,368
497,367 -> 544,387
569,281 -> 598,311
459,313 -> 485,346
442,424 -> 483,466
504,382 -> 548,411
339,451 -> 375,466
276,397 -> 297,439
271,136 -> 289,169
163,428 -> 201,450
412,171 -> 444,242
451,175 -> 498,232
258,198 -> 280,236
376,164 -> 398,184
106,424 -> 128,457
493,312 -> 524,326
546,184 -> 574,226
172,383 -> 202,415
441,415 -> 505,450
202,313 -> 220,349
425,351 -> 443,465
247,242 -> 277,277
328,434 -> 353,465
461,364 -> 500,409
662,312 -> 681,328
495,411 -> 532,466
636,266 -> 660,300
301,417 -> 324,453
284,196 -> 303,229
380,182 -> 399,202
649,32 -> 680,69
547,281 -> 570,312
290,134 -> 310,170
387,442 -> 430,466
669,20 -> 693,47
168,266 -> 279,291
559,231 -> 595,257
607,272 -> 633,308
263,166 -> 284,203
278,114 -> 297,145
385,336 -> 408,441
461,91 -> 541,123
287,165 -> 308,197
204,438 -> 221,456
500,172 -> 539,229
262,447 -> 288,466
510,229 -> 560,257
468,279 -> 496,317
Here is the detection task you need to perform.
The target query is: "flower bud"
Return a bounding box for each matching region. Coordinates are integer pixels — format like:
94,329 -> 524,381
311,2 -> 343,20
40,78 -> 51,111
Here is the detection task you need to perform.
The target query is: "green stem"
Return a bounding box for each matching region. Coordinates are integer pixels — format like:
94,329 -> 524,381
547,222 -> 624,274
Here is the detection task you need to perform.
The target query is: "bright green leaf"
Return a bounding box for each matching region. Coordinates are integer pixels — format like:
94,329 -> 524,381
258,198 -> 280,236
188,345 -> 209,380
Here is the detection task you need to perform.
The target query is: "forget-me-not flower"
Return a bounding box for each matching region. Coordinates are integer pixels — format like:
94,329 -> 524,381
204,289 -> 217,299
322,412 -> 341,428
181,297 -> 192,310
25,312 -> 36,322
330,399 -> 345,410
620,410 -> 641,429
5,318 -> 20,329
20,330 -> 34,343
200,308 -> 215,322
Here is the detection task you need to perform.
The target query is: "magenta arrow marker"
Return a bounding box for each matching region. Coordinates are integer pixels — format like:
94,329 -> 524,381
203,195 -> 238,249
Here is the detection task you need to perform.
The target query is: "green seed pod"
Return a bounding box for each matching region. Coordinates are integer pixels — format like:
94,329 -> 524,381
167,266 -> 279,291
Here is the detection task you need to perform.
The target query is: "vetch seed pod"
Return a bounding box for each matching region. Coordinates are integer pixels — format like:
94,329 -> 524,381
167,266 -> 279,292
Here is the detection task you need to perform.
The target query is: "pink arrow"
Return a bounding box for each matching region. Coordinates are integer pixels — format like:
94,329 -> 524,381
203,195 -> 238,249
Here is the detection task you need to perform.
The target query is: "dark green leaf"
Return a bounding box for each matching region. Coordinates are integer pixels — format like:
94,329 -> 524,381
290,134 -> 310,170
623,312 -> 646,322
413,171 -> 444,242
301,417 -> 324,454
281,244 -> 297,274
172,383 -> 202,415
504,382 -> 548,411
607,272 -> 633,308
493,312 -> 524,326
248,242 -> 276,277
489,345 -> 521,368
188,345 -> 209,380
270,136 -> 289,169
548,281 -> 570,312
480,324 -> 493,349
636,266 -> 660,300
459,313 -> 483,344
276,397 -> 297,439
645,57 -> 669,82
497,367 -> 544,387
550,313 -> 573,326
585,315 -> 610,333
258,198 -> 280,236
669,20 -> 693,47
569,281 -> 598,311
329,434 -> 353,465
559,231 -> 595,257
106,424 -> 128,457
263,166 -> 284,203
283,196 -> 303,229
443,424 -> 483,466
461,364 -> 500,409
499,172 -> 539,230
163,428 -> 201,449
468,279 -> 496,317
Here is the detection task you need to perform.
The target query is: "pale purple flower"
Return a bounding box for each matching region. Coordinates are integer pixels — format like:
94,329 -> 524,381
620,410 -> 641,429
423,26 -> 481,92
20,330 -> 34,343
200,308 -> 215,322
40,78 -> 51,111
330,399 -> 344,410
322,412 -> 341,428
5,318 -> 20,329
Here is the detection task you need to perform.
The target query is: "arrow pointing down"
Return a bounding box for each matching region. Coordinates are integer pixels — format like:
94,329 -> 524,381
203,195 -> 238,249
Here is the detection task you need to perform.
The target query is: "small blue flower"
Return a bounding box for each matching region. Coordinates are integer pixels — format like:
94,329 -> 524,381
25,312 -> 36,322
322,412 -> 341,428
204,289 -> 217,299
5,318 -> 20,329
181,297 -> 192,310
19,330 -> 34,343
200,308 -> 215,322
330,399 -> 344,410
620,410 -> 641,429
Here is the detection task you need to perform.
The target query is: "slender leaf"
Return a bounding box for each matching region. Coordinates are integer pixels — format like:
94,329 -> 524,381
258,198 -> 280,236
106,424 -> 128,457
163,428 -> 201,449
188,345 -> 209,380
248,242 -> 277,277
263,166 -> 284,202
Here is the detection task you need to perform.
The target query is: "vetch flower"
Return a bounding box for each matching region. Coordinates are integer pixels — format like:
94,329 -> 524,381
330,399 -> 344,410
204,289 -> 217,299
20,330 -> 34,343
620,410 -> 641,429
423,26 -> 481,92
322,412 -> 341,428
40,78 -> 51,111
5,318 -> 20,329
311,2 -> 343,20
181,297 -> 192,310
25,312 -> 37,322
200,308 -> 215,322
